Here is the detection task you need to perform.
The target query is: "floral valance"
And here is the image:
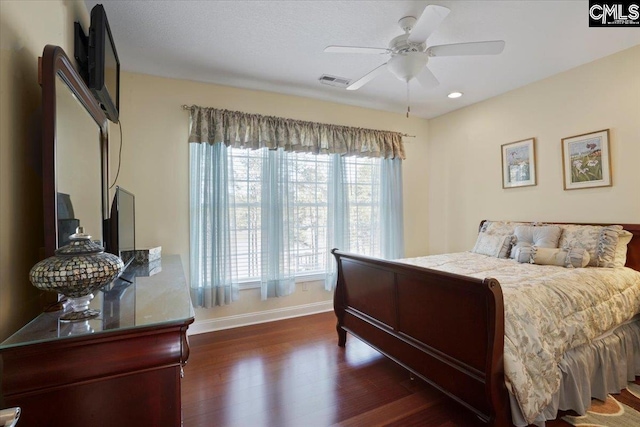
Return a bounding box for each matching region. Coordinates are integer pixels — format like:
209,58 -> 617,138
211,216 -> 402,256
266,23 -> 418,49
186,106 -> 405,159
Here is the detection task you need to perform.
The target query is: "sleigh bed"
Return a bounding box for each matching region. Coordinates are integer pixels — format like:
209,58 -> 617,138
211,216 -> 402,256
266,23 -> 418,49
332,221 -> 640,427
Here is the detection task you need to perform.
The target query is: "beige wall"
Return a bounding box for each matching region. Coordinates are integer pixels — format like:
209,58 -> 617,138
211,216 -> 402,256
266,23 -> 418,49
4,0 -> 636,335
426,45 -> 640,255
0,1 -> 90,340
114,72 -> 429,322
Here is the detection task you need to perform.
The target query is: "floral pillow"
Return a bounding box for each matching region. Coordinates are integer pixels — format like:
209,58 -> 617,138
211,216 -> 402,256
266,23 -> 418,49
481,220 -> 531,237
556,224 -> 623,267
472,232 -> 514,258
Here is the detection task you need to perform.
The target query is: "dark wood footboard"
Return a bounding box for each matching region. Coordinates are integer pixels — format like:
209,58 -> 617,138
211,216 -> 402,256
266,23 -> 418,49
332,249 -> 511,427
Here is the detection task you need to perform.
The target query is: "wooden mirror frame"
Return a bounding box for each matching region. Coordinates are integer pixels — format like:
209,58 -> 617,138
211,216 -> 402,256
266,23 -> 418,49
41,45 -> 109,257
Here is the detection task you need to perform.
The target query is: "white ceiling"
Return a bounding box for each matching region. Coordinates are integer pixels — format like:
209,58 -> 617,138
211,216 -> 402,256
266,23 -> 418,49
85,0 -> 640,119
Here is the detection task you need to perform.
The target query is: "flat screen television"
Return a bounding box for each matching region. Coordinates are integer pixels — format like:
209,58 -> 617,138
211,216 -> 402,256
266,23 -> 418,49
88,4 -> 120,123
107,186 -> 135,268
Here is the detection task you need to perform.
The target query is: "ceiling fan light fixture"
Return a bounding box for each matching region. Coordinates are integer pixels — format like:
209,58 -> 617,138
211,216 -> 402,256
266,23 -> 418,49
448,91 -> 463,99
387,52 -> 428,82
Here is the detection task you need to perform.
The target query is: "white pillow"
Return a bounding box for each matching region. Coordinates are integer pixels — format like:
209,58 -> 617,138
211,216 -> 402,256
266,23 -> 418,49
472,233 -> 514,258
614,230 -> 633,268
510,225 -> 562,259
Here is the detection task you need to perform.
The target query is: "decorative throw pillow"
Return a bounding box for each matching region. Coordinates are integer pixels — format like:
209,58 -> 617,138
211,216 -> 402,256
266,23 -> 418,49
513,246 -> 590,268
557,224 -> 623,267
597,226 -> 621,268
510,225 -> 562,259
480,220 -> 531,237
564,247 -> 592,268
472,232 -> 514,258
613,230 -> 633,268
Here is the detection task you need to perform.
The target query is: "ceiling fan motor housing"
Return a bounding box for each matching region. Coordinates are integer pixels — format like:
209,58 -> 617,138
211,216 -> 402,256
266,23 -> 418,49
389,33 -> 426,54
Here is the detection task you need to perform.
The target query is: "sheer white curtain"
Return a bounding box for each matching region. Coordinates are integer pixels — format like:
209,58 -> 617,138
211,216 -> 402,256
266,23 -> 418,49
260,148 -> 295,299
189,142 -> 239,307
380,157 -> 405,259
325,154 -> 350,290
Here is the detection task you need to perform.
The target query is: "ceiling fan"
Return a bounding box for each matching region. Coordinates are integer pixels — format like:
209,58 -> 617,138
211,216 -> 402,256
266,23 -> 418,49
324,5 -> 505,93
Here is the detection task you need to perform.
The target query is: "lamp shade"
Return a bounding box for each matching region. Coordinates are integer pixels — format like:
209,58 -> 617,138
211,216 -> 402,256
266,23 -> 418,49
29,227 -> 124,321
387,52 -> 429,82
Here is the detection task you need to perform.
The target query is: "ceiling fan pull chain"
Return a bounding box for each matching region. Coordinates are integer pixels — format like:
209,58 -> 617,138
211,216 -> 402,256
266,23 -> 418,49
406,81 -> 410,118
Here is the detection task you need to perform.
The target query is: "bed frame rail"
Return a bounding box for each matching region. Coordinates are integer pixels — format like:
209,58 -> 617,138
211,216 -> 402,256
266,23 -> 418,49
332,249 -> 511,427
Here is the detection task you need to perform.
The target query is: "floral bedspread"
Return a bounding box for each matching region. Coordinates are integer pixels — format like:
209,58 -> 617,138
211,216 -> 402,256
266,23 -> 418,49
397,252 -> 640,424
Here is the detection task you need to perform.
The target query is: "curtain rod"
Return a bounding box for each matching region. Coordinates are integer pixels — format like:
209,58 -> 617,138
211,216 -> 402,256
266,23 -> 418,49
181,104 -> 415,138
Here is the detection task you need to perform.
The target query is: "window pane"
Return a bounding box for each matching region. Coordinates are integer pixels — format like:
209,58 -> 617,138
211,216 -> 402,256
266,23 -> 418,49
345,156 -> 380,258
290,152 -> 329,274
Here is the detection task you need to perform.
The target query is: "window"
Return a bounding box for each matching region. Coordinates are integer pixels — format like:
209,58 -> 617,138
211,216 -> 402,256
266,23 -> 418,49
188,108 -> 405,306
228,148 -> 380,282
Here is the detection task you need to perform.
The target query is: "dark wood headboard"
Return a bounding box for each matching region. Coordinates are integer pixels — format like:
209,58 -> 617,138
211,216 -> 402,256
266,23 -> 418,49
621,224 -> 640,272
479,221 -> 640,272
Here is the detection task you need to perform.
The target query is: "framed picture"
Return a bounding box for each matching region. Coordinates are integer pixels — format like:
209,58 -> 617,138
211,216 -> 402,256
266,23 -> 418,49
501,138 -> 536,188
561,129 -> 611,190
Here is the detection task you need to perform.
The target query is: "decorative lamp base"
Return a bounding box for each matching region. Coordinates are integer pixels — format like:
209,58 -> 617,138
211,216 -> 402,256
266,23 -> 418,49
59,294 -> 100,322
59,309 -> 100,322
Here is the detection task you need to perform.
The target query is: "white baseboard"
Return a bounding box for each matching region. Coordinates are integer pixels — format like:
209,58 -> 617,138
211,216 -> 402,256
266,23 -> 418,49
187,300 -> 333,335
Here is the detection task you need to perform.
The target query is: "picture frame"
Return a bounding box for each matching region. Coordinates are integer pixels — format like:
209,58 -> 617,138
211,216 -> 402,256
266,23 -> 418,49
501,138 -> 536,189
561,129 -> 611,190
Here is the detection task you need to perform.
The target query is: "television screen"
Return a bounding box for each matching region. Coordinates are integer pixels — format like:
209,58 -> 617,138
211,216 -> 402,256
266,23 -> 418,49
108,186 -> 135,266
117,188 -> 135,253
89,4 -> 120,123
103,33 -> 118,115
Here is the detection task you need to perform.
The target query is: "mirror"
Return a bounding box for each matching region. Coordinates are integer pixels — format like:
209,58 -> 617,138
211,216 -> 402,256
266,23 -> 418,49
55,76 -> 104,246
41,45 -> 108,257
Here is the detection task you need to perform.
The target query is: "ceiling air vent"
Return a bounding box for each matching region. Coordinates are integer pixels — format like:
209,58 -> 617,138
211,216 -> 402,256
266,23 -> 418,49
318,74 -> 351,88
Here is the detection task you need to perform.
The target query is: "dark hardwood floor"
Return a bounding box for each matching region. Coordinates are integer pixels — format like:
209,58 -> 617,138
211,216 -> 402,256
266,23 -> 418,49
181,312 -> 571,427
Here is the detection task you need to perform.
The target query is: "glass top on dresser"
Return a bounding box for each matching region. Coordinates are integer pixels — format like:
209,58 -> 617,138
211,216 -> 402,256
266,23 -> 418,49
1,255 -> 195,349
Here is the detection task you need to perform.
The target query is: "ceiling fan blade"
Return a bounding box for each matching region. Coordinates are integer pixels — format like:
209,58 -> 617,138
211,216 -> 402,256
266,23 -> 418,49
415,67 -> 439,88
427,40 -> 506,57
324,45 -> 390,54
407,5 -> 451,44
346,63 -> 388,90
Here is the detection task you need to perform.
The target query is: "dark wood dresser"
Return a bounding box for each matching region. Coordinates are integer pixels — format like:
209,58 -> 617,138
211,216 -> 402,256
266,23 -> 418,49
0,255 -> 194,427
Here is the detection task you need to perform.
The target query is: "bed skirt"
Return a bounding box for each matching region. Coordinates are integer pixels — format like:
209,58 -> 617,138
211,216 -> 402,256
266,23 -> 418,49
510,318 -> 640,426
